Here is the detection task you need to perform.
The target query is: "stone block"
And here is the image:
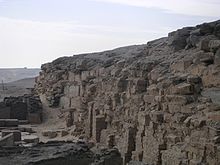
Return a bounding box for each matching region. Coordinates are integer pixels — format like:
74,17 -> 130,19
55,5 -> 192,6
81,71 -> 90,81
147,85 -> 159,95
22,135 -> 39,144
138,112 -> 151,126
93,115 -> 107,143
150,112 -> 164,124
172,83 -> 194,95
167,104 -> 182,113
2,130 -> 21,142
143,95 -> 155,104
27,113 -> 42,124
117,78 -> 128,92
0,120 -> 5,127
187,75 -> 201,84
165,95 -> 188,105
171,60 -> 192,72
161,146 -> 187,165
135,79 -> 148,93
10,102 -> 27,120
69,85 -> 80,97
42,130 -> 57,139
0,133 -> 14,146
166,134 -> 181,144
142,130 -> 161,165
215,48 -> 220,65
1,119 -> 19,127
61,130 -> 69,137
200,38 -> 211,52
209,40 -> 220,52
0,106 -> 11,119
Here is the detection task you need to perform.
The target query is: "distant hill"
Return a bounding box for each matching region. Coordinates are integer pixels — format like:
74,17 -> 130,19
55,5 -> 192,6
6,77 -> 36,88
0,68 -> 40,83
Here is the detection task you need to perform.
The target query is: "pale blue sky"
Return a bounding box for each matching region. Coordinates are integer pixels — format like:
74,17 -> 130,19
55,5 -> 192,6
0,0 -> 219,68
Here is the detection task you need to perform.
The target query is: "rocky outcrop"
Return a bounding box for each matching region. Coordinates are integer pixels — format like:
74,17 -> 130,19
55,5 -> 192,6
35,20 -> 220,165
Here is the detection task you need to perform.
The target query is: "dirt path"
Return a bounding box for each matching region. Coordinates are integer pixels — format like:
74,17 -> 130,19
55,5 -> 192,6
29,95 -> 77,143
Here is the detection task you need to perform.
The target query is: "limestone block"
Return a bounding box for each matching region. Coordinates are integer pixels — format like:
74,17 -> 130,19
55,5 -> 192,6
167,104 -> 182,113
0,119 -> 5,127
209,40 -> 220,52
61,130 -> 69,137
2,130 -> 21,142
22,135 -> 39,144
42,130 -> 58,139
168,27 -> 190,51
66,111 -> 74,127
28,113 -> 42,124
172,83 -> 194,95
166,134 -> 181,144
68,71 -> 75,81
81,71 -> 90,81
117,78 -> 128,92
161,146 -> 187,165
149,68 -> 161,82
202,68 -> 220,87
60,96 -> 71,109
70,97 -> 86,110
0,106 -> 10,119
215,48 -> 220,65
193,51 -> 214,65
147,85 -> 159,95
150,111 -> 164,124
165,95 -> 188,105
0,133 -> 14,146
87,84 -> 97,95
138,112 -> 151,126
171,60 -> 192,72
74,74 -> 81,82
143,95 -> 155,104
164,113 -> 172,123
200,38 -> 211,52
69,85 -> 80,97
1,119 -> 19,127
173,113 -> 188,124
134,79 -> 147,93
187,75 -> 201,84
142,129 -> 161,165
92,115 -> 107,142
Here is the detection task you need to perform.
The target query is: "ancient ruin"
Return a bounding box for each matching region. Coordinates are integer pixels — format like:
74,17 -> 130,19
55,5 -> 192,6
1,20 -> 220,165
35,20 -> 220,165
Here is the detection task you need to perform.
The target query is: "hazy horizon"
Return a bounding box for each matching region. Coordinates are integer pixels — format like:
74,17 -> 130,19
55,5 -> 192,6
0,0 -> 220,68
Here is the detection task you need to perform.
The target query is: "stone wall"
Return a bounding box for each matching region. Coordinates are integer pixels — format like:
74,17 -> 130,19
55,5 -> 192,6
0,95 -> 43,123
35,20 -> 220,165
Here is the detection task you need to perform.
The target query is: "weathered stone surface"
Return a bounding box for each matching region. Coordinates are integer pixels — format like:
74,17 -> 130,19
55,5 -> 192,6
0,142 -> 122,165
0,95 -> 43,123
2,130 -> 21,142
0,133 -> 14,146
34,20 -> 220,165
42,130 -> 58,139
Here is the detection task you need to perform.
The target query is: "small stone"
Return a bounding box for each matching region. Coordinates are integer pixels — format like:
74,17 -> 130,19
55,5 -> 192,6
61,130 -> 69,137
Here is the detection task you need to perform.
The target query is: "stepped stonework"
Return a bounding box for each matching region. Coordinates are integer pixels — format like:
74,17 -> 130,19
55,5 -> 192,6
35,20 -> 220,165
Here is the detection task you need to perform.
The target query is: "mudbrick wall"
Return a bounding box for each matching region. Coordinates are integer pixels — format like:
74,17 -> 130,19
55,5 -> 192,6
35,20 -> 220,165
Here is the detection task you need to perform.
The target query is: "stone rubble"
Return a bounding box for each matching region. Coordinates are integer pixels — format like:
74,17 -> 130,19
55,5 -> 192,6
0,142 -> 122,165
35,20 -> 220,164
